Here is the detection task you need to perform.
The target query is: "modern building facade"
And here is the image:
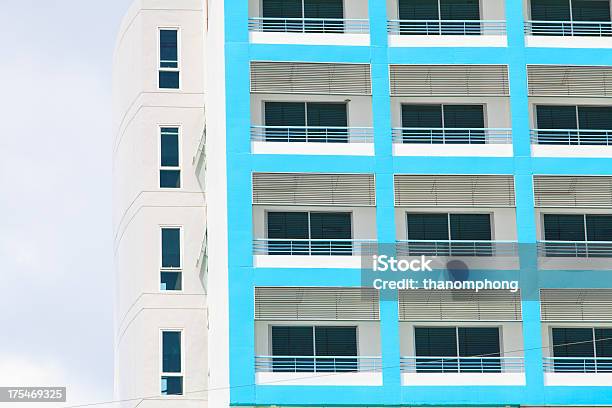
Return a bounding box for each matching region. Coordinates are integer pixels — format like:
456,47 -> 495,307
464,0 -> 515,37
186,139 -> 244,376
113,0 -> 612,407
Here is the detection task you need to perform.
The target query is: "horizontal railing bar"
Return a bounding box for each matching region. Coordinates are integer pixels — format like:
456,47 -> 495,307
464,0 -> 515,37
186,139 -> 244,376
392,128 -> 512,144
530,129 -> 612,145
387,19 -> 506,35
525,20 -> 612,36
400,356 -> 525,373
396,240 -> 518,257
253,239 -> 377,256
537,240 -> 612,258
251,125 -> 374,143
248,17 -> 369,33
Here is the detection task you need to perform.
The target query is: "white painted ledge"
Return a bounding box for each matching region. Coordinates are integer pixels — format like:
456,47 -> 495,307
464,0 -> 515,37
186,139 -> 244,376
254,255 -> 364,269
526,35 -> 612,48
545,373 -> 612,386
388,34 -> 507,47
393,143 -> 513,157
531,145 -> 612,158
252,141 -> 375,156
256,372 -> 383,386
249,32 -> 370,46
402,372 -> 526,386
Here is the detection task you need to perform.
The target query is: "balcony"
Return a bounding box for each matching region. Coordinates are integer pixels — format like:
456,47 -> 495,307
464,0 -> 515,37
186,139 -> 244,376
401,356 -> 525,385
396,240 -> 518,257
251,125 -> 374,155
388,19 -> 507,47
537,240 -> 612,258
525,0 -> 612,47
248,0 -> 370,45
253,238 -> 376,268
255,355 -> 382,385
387,0 -> 507,47
531,128 -> 612,157
392,127 -> 513,156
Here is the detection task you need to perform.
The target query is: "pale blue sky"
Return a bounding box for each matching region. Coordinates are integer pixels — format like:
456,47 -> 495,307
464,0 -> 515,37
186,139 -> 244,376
0,0 -> 132,405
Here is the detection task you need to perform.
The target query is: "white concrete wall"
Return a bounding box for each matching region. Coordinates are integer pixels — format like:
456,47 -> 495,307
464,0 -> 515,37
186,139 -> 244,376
251,94 -> 373,128
253,205 -> 378,240
391,97 -> 511,130
112,1 -> 207,406
394,208 -> 518,241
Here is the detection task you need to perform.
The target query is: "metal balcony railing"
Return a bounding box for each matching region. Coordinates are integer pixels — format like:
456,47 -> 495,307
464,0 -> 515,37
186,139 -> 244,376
393,128 -> 512,145
396,240 -> 518,257
525,20 -> 612,36
387,19 -> 506,35
401,356 -> 524,373
248,17 -> 369,33
531,129 -> 612,146
537,241 -> 612,258
255,355 -> 382,373
544,357 -> 612,373
251,126 -> 374,143
253,238 -> 377,256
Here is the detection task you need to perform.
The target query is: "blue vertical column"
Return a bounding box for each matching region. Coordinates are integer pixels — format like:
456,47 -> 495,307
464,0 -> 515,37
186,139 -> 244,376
225,0 -> 256,403
505,0 -> 544,398
369,0 -> 400,400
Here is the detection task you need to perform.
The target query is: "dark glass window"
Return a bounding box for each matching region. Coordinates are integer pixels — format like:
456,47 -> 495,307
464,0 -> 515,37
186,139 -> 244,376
415,327 -> 458,372
536,105 -> 577,129
263,0 -> 302,18
572,0 -> 611,21
161,228 -> 181,268
161,376 -> 183,395
402,104 -> 443,128
443,105 -> 485,128
160,127 -> 180,188
162,331 -> 182,373
309,213 -> 352,239
578,106 -> 612,130
160,272 -> 182,291
531,0 -> 572,21
159,72 -> 179,89
450,214 -> 491,240
262,0 -> 344,32
267,212 -> 309,239
552,327 -> 612,372
399,0 -> 439,20
264,102 -> 306,127
543,214 -> 586,241
401,104 -> 484,143
264,102 -> 348,142
159,30 -> 178,68
304,0 -> 344,19
407,213 -> 449,240
440,0 -> 480,20
585,215 -> 612,241
595,328 -> 612,358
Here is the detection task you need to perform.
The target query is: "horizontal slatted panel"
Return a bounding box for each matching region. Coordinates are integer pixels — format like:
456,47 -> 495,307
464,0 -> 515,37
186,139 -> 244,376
253,172 -> 376,206
399,289 -> 522,321
251,61 -> 372,95
389,65 -> 509,96
394,175 -> 516,207
534,176 -> 612,208
528,65 -> 612,97
541,289 -> 612,322
255,287 -> 380,320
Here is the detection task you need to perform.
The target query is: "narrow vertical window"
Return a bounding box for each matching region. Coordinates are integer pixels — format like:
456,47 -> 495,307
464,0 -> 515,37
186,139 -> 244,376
161,227 -> 182,291
161,331 -> 183,395
160,127 -> 181,188
159,29 -> 179,89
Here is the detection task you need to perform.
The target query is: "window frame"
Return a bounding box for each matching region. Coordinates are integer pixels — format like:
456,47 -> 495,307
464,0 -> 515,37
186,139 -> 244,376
159,225 -> 184,292
160,329 -> 184,396
541,213 -> 612,242
413,325 -> 503,357
268,324 -> 360,357
157,27 -> 181,90
264,210 -> 354,240
158,125 -> 182,190
400,103 -> 488,129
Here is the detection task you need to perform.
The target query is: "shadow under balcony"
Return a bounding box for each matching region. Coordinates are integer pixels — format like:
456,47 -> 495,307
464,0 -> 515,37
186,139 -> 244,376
392,127 -> 513,157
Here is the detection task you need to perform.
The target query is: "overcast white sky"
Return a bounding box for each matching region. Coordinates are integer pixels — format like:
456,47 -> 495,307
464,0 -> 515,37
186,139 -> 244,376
0,0 -> 132,406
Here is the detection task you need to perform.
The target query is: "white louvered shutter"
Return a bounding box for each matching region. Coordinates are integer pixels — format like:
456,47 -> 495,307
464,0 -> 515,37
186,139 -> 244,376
255,287 -> 380,320
533,176 -> 612,208
541,289 -> 612,321
528,65 -> 612,97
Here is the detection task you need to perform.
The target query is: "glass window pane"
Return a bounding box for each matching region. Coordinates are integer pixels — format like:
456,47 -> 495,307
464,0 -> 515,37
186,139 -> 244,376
159,71 -> 179,89
160,170 -> 181,188
407,213 -> 449,240
443,105 -> 485,128
161,129 -> 179,167
262,0 -> 303,18
449,214 -> 492,240
595,328 -> 612,357
306,103 -> 347,127
265,102 -> 306,126
267,212 -> 309,239
309,212 -> 352,239
160,271 -> 182,291
552,327 -> 594,357
531,0 -> 571,21
399,0 -> 440,20
578,107 -> 612,130
586,215 -> 612,241
440,0 -> 480,20
160,30 -> 178,66
304,0 -> 344,19
314,326 -> 357,356
415,327 -> 458,356
162,228 -> 181,268
272,326 -> 314,356
161,376 -> 183,395
458,327 -> 500,357
536,105 -> 577,129
402,104 -> 443,128
572,0 -> 611,22
543,214 -> 586,241
162,331 -> 182,373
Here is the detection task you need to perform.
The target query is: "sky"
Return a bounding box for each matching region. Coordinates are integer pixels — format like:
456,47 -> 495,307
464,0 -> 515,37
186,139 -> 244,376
0,0 -> 132,406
